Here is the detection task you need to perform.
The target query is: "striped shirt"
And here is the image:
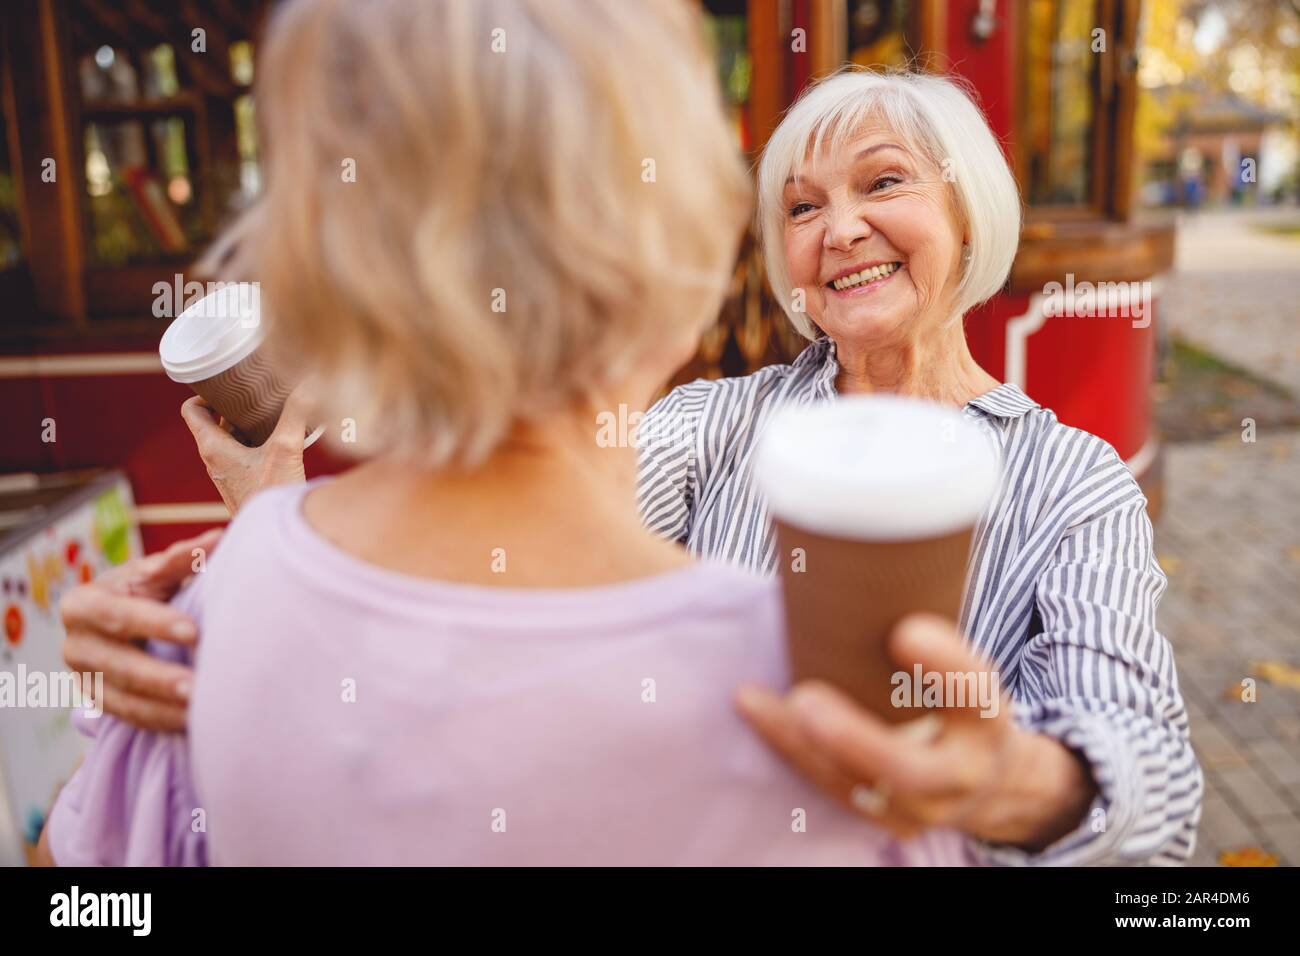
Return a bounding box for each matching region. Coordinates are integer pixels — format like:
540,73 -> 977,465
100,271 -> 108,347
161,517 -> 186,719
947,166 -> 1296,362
636,336 -> 1203,866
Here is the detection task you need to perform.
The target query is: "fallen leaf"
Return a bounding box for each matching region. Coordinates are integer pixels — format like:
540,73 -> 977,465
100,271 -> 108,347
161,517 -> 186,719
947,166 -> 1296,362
1219,847 -> 1279,867
1221,682 -> 1249,702
1158,555 -> 1182,576
1250,660 -> 1300,691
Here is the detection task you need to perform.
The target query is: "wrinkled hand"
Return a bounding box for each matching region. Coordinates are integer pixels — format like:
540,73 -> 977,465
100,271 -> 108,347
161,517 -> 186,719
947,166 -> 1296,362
180,385 -> 311,515
60,529 -> 222,732
736,613 -> 1096,850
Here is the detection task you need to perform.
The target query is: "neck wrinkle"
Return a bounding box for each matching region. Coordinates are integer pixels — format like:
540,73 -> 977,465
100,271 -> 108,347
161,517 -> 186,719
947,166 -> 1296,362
830,319 -> 997,407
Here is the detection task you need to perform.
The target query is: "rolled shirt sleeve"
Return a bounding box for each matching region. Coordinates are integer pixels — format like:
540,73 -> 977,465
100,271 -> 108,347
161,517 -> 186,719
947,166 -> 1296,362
973,454 -> 1203,866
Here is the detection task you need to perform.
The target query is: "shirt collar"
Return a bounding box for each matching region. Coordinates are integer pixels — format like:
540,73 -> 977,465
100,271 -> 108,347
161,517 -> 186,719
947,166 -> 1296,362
801,336 -> 1039,419
796,336 -> 839,399
964,383 -> 1040,420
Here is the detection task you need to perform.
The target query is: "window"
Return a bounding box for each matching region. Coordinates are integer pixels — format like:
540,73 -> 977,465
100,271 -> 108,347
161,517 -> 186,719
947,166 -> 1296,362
1022,0 -> 1100,206
0,1 -> 272,329
0,38 -> 22,272
1018,0 -> 1139,220
69,0 -> 267,304
0,17 -> 36,320
847,0 -> 921,69
704,3 -> 752,152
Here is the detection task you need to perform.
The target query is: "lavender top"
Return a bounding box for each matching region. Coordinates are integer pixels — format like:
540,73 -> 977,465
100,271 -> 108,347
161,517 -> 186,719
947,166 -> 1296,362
48,481 -> 972,866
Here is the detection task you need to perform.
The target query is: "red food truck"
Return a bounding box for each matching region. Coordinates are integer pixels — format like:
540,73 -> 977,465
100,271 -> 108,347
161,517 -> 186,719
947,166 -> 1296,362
0,0 -> 1172,555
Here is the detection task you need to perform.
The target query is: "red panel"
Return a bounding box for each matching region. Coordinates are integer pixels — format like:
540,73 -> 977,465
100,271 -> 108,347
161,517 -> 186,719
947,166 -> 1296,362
34,375 -> 218,502
968,293 -> 1158,463
1,353 -> 357,564
0,379 -> 57,471
1023,306 -> 1156,463
943,1 -> 1017,149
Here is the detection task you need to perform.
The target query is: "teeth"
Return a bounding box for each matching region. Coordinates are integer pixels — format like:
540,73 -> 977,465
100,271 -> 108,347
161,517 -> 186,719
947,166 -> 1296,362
832,262 -> 899,291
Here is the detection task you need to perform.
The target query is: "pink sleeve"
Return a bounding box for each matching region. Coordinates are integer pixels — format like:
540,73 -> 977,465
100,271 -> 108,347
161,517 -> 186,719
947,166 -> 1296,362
45,577 -> 209,866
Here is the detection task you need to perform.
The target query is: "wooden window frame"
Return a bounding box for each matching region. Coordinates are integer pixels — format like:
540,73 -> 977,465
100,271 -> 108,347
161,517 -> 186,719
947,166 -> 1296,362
1016,0 -> 1141,229
0,0 -> 265,341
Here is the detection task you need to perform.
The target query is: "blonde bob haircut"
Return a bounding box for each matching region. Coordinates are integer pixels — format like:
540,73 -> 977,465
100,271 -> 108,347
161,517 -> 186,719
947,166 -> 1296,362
200,0 -> 750,467
757,68 -> 1021,341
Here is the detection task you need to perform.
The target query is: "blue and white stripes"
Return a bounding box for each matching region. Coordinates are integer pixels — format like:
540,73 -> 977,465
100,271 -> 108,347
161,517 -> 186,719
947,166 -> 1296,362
636,336 -> 1203,866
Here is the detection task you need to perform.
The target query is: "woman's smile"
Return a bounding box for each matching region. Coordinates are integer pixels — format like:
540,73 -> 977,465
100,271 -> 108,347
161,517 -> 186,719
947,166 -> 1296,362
826,260 -> 905,297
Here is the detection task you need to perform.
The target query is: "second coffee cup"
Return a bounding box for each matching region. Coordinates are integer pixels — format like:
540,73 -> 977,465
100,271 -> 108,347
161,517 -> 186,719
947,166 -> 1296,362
753,395 -> 1001,722
159,283 -> 295,447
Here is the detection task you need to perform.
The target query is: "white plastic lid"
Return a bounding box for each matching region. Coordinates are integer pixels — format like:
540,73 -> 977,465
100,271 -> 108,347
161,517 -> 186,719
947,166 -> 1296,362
159,283 -> 264,384
753,394 -> 1001,540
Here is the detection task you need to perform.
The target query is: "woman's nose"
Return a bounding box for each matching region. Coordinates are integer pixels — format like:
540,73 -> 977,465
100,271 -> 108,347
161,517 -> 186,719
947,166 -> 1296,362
822,204 -> 872,252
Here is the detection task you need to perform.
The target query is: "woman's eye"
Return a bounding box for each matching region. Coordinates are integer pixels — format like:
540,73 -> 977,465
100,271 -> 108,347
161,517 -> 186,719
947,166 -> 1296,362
789,202 -> 815,218
870,176 -> 902,192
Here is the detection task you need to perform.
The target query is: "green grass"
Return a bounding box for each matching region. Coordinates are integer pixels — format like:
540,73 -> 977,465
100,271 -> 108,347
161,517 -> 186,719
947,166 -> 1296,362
1167,337 -> 1293,398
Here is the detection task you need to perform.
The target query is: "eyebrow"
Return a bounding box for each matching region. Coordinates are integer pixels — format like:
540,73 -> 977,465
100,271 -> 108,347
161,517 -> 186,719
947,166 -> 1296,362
784,143 -> 909,187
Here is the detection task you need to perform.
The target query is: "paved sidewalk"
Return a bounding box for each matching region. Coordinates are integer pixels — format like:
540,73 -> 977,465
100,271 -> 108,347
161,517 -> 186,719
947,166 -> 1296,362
1153,207 -> 1300,867
1162,208 -> 1300,396
1156,430 -> 1300,866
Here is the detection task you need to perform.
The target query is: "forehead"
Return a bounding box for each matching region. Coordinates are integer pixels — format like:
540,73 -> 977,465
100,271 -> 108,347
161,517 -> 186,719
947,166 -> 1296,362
787,123 -> 929,187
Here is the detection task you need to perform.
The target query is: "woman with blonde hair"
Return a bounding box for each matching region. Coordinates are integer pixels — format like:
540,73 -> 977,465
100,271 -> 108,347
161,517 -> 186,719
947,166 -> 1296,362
57,9 -> 1201,866
42,0 -> 968,865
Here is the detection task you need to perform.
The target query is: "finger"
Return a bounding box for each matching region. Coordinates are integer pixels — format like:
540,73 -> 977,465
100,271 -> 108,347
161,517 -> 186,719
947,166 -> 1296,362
889,613 -> 990,679
60,586 -> 198,646
181,395 -> 249,460
124,529 -> 224,599
888,613 -> 1002,722
736,685 -> 862,801
788,681 -> 952,795
65,634 -> 194,705
269,384 -> 314,447
98,685 -> 188,733
738,686 -> 933,837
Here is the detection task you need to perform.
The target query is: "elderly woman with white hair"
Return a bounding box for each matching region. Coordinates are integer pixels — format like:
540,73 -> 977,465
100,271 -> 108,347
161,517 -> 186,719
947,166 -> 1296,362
55,44 -> 1200,863
639,69 -> 1202,865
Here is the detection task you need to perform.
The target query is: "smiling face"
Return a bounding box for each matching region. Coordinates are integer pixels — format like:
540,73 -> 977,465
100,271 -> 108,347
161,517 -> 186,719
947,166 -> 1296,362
782,126 -> 966,348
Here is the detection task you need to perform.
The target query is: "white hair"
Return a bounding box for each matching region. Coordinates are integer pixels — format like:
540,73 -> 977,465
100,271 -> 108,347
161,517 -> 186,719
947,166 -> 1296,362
757,68 -> 1021,340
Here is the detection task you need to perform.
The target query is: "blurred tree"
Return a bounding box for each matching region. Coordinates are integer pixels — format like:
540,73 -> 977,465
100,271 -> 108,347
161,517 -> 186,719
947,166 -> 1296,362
1176,0 -> 1299,123
1135,0 -> 1299,201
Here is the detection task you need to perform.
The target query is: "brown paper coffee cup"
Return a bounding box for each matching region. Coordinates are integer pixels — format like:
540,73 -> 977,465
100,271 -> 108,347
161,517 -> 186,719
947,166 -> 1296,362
159,283 -> 301,447
770,519 -> 976,721
754,395 -> 1000,722
187,345 -> 293,447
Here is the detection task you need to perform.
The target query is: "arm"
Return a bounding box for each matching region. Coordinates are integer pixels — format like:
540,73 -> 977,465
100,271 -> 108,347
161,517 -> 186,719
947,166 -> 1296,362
61,530 -> 222,731
975,454 -> 1203,866
635,380 -> 710,543
736,615 -> 1102,853
735,451 -> 1201,865
180,384 -> 312,516
44,574 -> 212,866
60,380 -> 312,730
